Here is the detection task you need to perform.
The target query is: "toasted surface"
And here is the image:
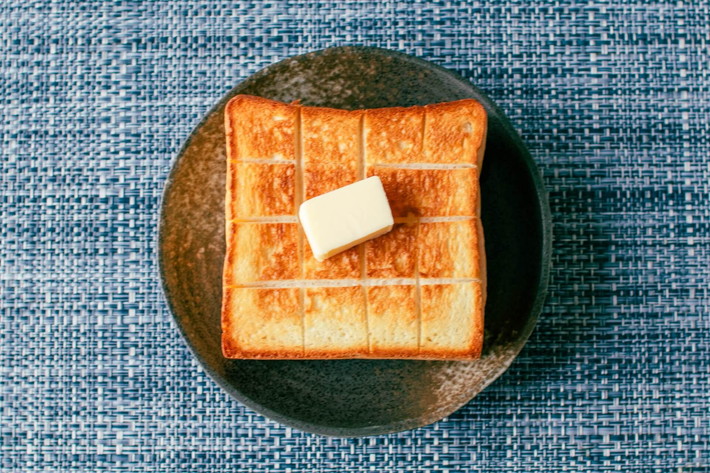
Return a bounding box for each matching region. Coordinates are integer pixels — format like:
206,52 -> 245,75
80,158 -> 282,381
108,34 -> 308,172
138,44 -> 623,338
419,282 -> 484,359
365,223 -> 418,278
303,244 -> 360,280
304,286 -> 368,357
369,167 -> 479,217
364,106 -> 424,165
222,287 -> 303,358
418,220 -> 482,279
230,162 -> 296,217
423,99 -> 487,165
304,161 -> 358,201
367,285 -> 419,357
222,95 -> 487,360
226,95 -> 297,161
302,106 -> 361,165
224,223 -> 300,285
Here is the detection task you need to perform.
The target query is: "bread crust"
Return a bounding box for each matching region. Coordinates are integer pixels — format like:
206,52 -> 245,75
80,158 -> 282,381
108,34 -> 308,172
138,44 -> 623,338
226,95 -> 298,161
423,99 -> 487,165
303,286 -> 368,357
419,282 -> 484,359
363,105 -> 424,165
222,95 -> 487,360
222,287 -> 305,359
302,106 -> 362,165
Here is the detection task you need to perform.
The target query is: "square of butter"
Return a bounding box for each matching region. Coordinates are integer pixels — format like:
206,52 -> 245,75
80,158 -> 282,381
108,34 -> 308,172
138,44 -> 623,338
299,176 -> 394,261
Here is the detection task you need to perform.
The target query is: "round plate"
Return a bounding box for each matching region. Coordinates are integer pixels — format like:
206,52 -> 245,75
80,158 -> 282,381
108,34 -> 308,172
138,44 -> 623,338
159,46 -> 551,437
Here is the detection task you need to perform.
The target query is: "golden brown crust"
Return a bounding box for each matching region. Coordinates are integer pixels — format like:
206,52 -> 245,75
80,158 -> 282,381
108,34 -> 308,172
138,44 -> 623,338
224,223 -> 300,285
303,243 -> 360,280
419,282 -> 484,359
221,287 -> 305,358
363,106 -> 424,165
226,95 -> 298,161
230,162 -> 296,217
303,286 -> 368,357
302,106 -> 362,165
225,157 -> 236,243
304,161 -> 358,201
423,99 -> 487,165
367,285 -> 419,356
223,95 -> 487,360
476,117 -> 488,169
477,218 -> 487,304
418,220 -> 482,279
369,167 -> 479,217
365,223 -> 418,278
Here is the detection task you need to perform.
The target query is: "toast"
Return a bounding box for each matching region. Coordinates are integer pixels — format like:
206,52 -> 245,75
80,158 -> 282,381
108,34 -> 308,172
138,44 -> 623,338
222,95 -> 487,360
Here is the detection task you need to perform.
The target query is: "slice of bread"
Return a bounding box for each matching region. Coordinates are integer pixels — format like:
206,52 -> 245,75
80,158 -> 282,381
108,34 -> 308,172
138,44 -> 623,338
223,95 -> 487,360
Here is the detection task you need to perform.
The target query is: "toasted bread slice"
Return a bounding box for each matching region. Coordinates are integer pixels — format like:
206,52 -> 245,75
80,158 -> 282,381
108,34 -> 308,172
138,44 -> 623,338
304,161 -> 359,201
302,106 -> 361,201
223,95 -> 487,360
363,99 -> 485,165
301,106 -> 363,279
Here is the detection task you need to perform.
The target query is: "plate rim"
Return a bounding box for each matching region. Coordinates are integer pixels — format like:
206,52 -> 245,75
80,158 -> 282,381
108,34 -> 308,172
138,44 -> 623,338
157,45 -> 552,437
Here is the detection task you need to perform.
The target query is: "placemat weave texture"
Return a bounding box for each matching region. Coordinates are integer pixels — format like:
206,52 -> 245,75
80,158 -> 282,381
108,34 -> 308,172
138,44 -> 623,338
1,1 -> 709,472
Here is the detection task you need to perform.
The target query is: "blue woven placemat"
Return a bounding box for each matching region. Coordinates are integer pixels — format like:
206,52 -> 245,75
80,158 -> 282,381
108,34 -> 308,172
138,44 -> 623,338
2,1 -> 709,472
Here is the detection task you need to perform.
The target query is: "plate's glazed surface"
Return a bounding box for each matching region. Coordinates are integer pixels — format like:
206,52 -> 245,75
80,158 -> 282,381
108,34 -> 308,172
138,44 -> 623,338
158,46 -> 551,436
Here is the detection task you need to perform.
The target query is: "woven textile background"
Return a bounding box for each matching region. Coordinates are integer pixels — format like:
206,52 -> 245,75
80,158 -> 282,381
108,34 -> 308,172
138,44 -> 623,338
2,1 -> 709,472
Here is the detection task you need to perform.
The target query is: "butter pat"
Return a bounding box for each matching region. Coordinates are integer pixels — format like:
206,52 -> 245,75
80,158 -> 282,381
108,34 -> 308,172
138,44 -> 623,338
299,176 -> 394,261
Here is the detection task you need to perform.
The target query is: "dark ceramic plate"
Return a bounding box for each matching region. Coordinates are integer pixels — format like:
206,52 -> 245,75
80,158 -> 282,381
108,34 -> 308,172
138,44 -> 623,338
159,46 -> 551,437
